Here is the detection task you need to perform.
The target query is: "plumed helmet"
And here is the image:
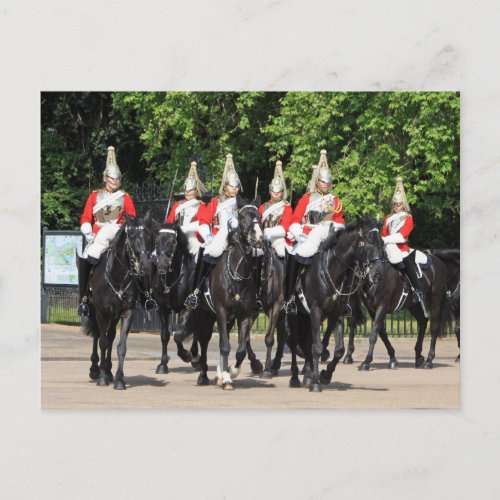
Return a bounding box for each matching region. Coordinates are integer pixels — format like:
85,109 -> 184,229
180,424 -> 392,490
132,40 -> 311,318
269,160 -> 288,200
184,161 -> 207,197
219,153 -> 242,196
308,149 -> 332,193
392,176 -> 410,212
103,146 -> 122,179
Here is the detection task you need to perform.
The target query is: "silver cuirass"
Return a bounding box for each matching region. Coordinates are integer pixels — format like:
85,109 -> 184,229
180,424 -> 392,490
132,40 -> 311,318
216,196 -> 239,228
262,202 -> 284,229
94,190 -> 124,224
305,192 -> 335,224
177,200 -> 200,226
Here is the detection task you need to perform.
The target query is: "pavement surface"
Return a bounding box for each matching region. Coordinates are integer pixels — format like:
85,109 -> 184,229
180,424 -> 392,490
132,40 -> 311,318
41,323 -> 460,409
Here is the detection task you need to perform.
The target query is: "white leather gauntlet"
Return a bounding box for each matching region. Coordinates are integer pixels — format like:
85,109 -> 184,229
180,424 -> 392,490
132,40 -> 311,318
264,225 -> 286,240
382,233 -> 405,244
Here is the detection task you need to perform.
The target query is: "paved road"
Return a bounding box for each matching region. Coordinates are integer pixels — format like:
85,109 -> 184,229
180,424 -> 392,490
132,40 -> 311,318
41,323 -> 460,409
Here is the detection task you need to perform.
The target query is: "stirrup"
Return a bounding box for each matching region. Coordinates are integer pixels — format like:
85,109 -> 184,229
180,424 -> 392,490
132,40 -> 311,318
285,299 -> 297,316
184,292 -> 199,310
144,298 -> 158,312
77,301 -> 89,318
342,303 -> 352,317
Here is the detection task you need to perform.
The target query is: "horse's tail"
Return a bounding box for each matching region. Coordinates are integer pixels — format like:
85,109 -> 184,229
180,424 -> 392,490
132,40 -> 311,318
80,315 -> 95,337
438,290 -> 455,338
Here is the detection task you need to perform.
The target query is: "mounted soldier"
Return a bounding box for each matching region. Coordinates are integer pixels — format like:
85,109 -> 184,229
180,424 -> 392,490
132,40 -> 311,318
255,159 -> 293,310
184,153 -> 244,309
283,149 -> 345,315
381,176 -> 424,303
77,146 -> 137,317
165,160 -> 207,259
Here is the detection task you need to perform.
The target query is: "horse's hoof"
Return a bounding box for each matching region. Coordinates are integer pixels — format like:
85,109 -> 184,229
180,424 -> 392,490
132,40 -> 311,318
319,370 -> 332,385
388,360 -> 399,370
289,377 -> 301,388
106,371 -> 114,383
455,355 -> 460,362
251,359 -> 264,375
303,377 -> 312,389
423,361 -> 433,369
191,361 -> 202,372
89,370 -> 99,380
261,370 -> 273,379
320,349 -> 330,363
358,363 -> 370,371
113,380 -> 126,390
156,365 -> 169,375
309,383 -> 322,393
214,376 -> 222,386
343,355 -> 353,365
222,382 -> 234,391
96,377 -> 109,386
197,374 -> 210,386
415,356 -> 425,368
270,368 -> 279,377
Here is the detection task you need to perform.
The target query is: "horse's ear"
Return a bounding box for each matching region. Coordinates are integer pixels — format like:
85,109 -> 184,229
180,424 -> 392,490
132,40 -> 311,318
151,219 -> 161,233
252,194 -> 261,207
144,211 -> 151,225
236,193 -> 245,210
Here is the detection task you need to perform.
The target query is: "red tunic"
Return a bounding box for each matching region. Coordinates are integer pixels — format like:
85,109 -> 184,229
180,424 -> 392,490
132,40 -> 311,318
259,201 -> 293,245
382,213 -> 413,253
165,199 -> 205,241
291,193 -> 345,235
80,189 -> 136,234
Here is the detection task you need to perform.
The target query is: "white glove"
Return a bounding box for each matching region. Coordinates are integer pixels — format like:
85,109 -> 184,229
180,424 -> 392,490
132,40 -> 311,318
202,234 -> 214,247
197,223 -> 211,242
228,217 -> 238,231
382,233 -> 405,244
287,223 -> 302,242
298,233 -> 308,243
182,221 -> 199,233
81,222 -> 94,244
264,225 -> 286,240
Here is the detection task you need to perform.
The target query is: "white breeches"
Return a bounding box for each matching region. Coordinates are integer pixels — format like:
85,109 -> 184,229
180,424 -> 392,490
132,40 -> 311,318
384,243 -> 408,264
203,227 -> 229,258
293,223 -> 332,258
84,224 -> 121,260
270,237 -> 289,258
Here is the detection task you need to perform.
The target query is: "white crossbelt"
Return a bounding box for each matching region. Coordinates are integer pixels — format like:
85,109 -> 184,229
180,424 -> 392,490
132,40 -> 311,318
262,201 -> 285,221
175,198 -> 200,217
92,190 -> 124,214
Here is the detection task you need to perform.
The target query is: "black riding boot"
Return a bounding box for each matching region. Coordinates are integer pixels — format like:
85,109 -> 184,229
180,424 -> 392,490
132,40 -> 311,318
283,256 -> 302,315
184,253 -> 212,309
402,253 -> 424,303
253,256 -> 264,313
77,256 -> 93,317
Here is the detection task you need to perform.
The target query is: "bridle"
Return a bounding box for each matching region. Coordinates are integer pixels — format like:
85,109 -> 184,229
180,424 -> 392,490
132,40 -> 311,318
355,227 -> 385,287
155,228 -> 182,294
237,205 -> 262,253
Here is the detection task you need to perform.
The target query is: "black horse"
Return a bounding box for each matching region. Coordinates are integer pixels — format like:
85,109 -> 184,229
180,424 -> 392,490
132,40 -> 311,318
194,195 -> 264,390
428,248 -> 460,361
150,221 -> 195,374
258,240 -> 288,378
286,218 -> 378,392
354,231 -> 449,370
78,213 -> 155,389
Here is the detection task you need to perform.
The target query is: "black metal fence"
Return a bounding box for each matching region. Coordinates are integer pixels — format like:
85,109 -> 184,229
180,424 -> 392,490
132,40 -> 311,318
41,287 -> 456,337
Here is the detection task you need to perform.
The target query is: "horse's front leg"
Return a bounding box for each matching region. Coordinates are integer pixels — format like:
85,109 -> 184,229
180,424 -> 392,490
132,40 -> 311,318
286,315 -> 301,388
196,312 -> 215,386
359,308 -> 385,371
104,320 -> 118,383
231,317 -> 253,379
262,304 -> 280,377
113,308 -> 134,390
308,305 -> 323,392
89,329 -> 100,380
378,321 -> 399,369
321,319 -> 334,362
173,308 -> 194,363
271,312 -> 286,375
343,316 -> 356,364
320,315 -> 345,385
155,307 -> 171,374
216,311 -> 233,390
95,310 -> 111,386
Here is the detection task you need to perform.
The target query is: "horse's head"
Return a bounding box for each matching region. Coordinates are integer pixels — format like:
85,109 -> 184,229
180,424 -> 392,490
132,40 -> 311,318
152,221 -> 183,275
236,194 -> 263,250
123,212 -> 155,277
355,217 -> 385,284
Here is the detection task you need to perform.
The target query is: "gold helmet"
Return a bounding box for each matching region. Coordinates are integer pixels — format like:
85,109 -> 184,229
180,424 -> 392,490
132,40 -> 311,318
307,149 -> 332,193
269,160 -> 287,200
219,153 -> 242,196
103,146 -> 122,179
392,176 -> 410,212
183,161 -> 207,197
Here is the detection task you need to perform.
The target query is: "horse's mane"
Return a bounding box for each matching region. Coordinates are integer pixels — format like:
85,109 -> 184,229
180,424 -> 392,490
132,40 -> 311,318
319,217 -> 380,252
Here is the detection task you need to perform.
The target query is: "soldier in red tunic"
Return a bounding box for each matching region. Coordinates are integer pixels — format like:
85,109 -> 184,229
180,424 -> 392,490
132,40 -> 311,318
165,161 -> 206,258
184,153 -> 245,309
77,146 -> 137,317
283,149 -> 345,315
381,176 -> 424,303
255,160 -> 293,310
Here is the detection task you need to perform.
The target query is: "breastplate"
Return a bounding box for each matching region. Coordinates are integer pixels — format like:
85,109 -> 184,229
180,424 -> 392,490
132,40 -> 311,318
387,213 -> 408,234
95,190 -> 124,224
216,197 -> 238,227
262,202 -> 284,229
177,200 -> 200,226
305,193 -> 335,224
